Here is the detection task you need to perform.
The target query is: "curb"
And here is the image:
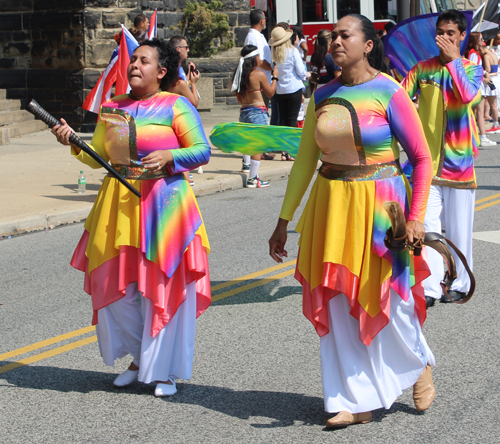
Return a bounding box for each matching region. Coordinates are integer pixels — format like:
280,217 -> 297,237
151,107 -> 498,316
0,164 -> 293,237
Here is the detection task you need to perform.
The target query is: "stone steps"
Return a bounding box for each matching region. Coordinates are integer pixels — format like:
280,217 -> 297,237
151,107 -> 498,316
0,99 -> 21,112
0,89 -> 48,146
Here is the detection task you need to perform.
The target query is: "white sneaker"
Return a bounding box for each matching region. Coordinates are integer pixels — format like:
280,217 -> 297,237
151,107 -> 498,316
480,137 -> 497,147
113,369 -> 139,387
154,378 -> 177,397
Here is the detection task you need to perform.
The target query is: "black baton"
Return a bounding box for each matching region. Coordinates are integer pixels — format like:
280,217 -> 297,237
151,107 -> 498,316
25,99 -> 141,198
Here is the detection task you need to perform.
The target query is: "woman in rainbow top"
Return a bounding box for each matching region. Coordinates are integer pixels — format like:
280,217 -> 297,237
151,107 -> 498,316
269,15 -> 435,428
51,40 -> 211,398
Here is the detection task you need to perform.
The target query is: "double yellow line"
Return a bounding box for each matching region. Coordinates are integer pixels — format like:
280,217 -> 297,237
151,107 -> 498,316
0,259 -> 297,375
475,192 -> 500,211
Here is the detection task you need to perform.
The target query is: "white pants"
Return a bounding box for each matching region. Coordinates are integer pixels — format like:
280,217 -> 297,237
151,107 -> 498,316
423,185 -> 475,299
320,290 -> 434,413
95,282 -> 197,383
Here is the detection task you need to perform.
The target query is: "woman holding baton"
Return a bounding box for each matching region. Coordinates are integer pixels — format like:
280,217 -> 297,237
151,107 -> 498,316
52,39 -> 211,397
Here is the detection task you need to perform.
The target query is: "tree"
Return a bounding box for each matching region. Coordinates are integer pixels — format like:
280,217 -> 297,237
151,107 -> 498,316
177,0 -> 235,57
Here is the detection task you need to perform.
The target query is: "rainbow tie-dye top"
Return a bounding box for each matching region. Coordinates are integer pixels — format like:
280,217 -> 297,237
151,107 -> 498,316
74,92 -> 211,279
402,56 -> 483,189
281,72 -> 433,224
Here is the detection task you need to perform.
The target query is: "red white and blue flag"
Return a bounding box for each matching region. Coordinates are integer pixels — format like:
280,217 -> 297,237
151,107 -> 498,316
82,25 -> 139,113
147,9 -> 158,40
115,25 -> 139,96
82,47 -> 119,114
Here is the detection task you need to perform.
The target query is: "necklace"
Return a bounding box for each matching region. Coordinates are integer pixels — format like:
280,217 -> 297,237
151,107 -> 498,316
129,89 -> 161,100
340,71 -> 380,87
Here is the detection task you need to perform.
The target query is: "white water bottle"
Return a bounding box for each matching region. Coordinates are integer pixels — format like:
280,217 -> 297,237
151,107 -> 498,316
78,171 -> 86,194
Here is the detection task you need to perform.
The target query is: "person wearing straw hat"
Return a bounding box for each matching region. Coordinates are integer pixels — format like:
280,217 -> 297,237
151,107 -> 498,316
230,45 -> 278,187
269,25 -> 309,160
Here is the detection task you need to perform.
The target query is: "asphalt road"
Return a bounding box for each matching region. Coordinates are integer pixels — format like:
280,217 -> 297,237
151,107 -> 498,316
1,143 -> 500,443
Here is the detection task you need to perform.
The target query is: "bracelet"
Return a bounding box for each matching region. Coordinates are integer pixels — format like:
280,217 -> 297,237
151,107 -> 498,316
272,76 -> 279,81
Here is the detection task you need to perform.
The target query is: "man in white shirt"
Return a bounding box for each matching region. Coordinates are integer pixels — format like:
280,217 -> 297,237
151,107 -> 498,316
244,9 -> 272,86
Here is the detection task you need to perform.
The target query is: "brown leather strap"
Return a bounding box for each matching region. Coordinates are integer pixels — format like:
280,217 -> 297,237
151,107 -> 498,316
424,232 -> 475,304
383,201 -> 474,304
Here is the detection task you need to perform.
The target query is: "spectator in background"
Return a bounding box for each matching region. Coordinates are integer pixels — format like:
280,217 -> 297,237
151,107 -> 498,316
168,36 -> 201,185
168,36 -> 200,108
309,29 -> 341,92
130,14 -> 149,43
114,14 -> 149,44
466,32 -> 495,147
292,25 -> 309,65
244,9 -> 272,104
244,9 -> 276,162
270,26 -> 309,160
483,46 -> 500,134
230,45 -> 278,186
269,22 -> 290,127
491,31 -> 500,118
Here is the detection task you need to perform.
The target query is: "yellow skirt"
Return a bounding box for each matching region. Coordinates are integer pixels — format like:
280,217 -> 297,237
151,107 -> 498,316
295,173 -> 429,345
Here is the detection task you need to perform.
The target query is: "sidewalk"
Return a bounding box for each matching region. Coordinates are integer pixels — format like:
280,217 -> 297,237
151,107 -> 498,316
0,105 -> 298,237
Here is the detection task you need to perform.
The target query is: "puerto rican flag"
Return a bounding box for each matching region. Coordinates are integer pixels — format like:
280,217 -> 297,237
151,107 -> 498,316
82,47 -> 119,114
115,25 -> 139,96
82,25 -> 139,113
147,9 -> 158,40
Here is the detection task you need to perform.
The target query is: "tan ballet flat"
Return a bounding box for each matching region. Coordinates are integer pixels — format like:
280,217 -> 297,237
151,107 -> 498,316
413,364 -> 436,411
325,411 -> 372,429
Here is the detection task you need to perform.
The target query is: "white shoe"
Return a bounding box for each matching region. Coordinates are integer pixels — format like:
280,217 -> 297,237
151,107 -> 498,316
197,166 -> 203,174
113,369 -> 139,387
480,137 -> 497,147
154,378 -> 177,397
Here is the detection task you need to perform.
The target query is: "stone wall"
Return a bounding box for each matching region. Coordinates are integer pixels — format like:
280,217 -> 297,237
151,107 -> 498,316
0,0 -> 251,130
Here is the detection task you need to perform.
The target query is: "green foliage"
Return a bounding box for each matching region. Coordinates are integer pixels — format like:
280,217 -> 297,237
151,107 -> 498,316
178,0 -> 235,57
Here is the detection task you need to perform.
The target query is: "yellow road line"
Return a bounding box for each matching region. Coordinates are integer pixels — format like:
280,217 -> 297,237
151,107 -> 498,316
475,198 -> 500,212
211,259 -> 296,292
0,336 -> 97,375
0,325 -> 96,360
1,264 -> 298,374
475,192 -> 500,205
212,268 -> 296,302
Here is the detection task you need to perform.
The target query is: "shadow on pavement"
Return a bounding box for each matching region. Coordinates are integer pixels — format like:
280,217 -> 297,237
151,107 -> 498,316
210,282 -> 302,307
1,364 -> 325,427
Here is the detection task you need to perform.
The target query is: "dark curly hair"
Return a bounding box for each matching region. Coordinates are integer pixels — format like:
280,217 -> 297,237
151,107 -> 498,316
138,39 -> 180,90
230,45 -> 259,97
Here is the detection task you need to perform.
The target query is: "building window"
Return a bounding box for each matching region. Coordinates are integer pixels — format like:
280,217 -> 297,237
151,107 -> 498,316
337,0 -> 361,19
303,0 -> 329,22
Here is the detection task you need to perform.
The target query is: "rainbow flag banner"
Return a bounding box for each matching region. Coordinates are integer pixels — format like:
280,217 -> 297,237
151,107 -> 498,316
210,122 -> 302,157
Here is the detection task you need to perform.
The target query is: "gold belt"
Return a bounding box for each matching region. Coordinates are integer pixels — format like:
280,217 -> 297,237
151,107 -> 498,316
107,163 -> 172,180
319,160 -> 402,181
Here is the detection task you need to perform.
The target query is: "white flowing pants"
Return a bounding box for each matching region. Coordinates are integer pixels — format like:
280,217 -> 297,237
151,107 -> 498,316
320,290 -> 435,414
95,282 -> 197,383
423,185 -> 475,299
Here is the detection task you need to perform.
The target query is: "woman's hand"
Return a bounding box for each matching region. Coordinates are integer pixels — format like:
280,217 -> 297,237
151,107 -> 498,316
269,218 -> 289,263
141,150 -> 173,172
51,118 -> 75,146
406,220 -> 425,245
272,66 -> 278,78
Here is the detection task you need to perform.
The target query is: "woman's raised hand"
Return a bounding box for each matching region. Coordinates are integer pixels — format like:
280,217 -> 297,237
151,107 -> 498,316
141,150 -> 173,172
51,118 -> 75,146
269,218 -> 289,263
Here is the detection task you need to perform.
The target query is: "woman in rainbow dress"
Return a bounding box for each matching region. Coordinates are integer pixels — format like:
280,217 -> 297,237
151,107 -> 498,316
52,40 -> 211,398
269,15 -> 436,428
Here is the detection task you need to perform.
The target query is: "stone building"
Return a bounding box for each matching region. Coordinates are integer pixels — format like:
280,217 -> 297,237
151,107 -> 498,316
0,0 -> 250,131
